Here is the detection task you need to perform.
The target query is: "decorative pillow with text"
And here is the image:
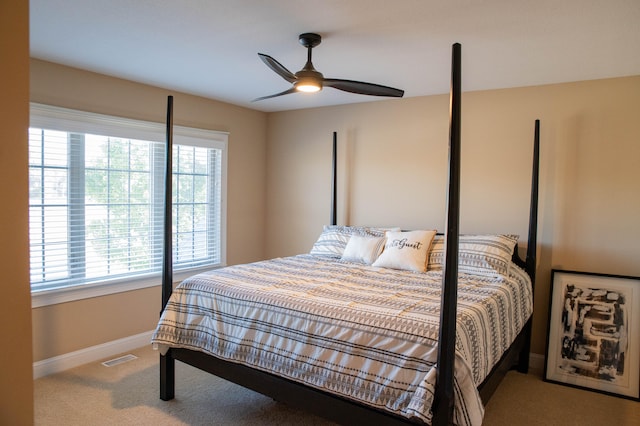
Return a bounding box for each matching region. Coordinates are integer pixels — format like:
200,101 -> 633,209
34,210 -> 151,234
372,230 -> 437,272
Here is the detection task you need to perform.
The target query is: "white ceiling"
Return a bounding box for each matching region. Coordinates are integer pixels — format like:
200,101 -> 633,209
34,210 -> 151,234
30,0 -> 640,113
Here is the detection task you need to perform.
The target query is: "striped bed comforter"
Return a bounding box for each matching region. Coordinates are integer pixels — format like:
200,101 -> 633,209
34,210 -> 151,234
152,254 -> 533,425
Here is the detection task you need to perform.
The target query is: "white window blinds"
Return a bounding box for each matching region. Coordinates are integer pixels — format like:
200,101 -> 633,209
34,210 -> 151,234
29,104 -> 227,295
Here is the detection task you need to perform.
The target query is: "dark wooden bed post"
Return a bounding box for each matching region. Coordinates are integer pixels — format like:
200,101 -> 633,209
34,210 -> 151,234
331,131 -> 337,226
525,119 -> 539,285
432,42 -> 462,426
517,118 -> 540,373
160,95 -> 175,401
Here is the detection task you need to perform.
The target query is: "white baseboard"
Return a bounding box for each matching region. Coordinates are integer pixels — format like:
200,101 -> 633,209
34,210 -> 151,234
33,330 -> 154,379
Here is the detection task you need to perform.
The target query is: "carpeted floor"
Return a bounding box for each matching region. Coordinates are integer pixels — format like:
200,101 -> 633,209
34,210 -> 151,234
34,345 -> 639,425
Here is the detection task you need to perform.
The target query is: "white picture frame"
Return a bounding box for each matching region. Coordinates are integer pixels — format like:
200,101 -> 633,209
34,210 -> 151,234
545,270 -> 640,400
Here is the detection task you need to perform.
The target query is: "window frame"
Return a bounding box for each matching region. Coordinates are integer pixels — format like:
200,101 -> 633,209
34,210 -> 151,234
29,103 -> 228,308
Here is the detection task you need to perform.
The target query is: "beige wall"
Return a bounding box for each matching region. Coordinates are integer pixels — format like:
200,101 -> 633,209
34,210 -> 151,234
30,60 -> 268,361
0,0 -> 34,423
265,76 -> 640,355
27,57 -> 640,363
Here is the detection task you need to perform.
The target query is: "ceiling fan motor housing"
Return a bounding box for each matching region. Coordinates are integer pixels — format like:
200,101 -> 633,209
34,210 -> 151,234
298,33 -> 322,48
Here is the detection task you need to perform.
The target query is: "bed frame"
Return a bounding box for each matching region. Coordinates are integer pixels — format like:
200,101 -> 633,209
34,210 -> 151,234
158,43 -> 540,426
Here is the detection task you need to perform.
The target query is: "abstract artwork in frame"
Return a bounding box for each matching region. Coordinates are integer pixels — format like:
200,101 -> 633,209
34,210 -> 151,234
545,270 -> 640,400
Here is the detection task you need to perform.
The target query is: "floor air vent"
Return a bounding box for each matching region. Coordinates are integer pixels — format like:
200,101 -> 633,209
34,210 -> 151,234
101,354 -> 138,367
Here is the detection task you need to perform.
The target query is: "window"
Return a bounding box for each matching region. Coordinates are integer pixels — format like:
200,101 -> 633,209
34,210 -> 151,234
29,104 -> 227,306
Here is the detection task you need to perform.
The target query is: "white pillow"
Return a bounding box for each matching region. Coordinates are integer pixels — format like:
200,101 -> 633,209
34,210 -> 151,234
372,230 -> 437,272
309,225 -> 386,258
341,235 -> 386,265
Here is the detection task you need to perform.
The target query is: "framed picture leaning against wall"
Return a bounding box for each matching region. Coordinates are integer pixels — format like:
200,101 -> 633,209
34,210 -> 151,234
545,269 -> 640,400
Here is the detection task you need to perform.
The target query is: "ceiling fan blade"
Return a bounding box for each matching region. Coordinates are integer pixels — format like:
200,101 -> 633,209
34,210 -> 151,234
323,78 -> 404,97
251,87 -> 297,102
258,53 -> 297,83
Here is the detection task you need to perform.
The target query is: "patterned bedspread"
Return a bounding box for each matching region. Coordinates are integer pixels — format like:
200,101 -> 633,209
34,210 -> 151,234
152,254 -> 533,425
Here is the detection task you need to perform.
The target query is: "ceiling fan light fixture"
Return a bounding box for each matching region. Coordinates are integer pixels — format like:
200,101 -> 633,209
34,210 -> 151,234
253,32 -> 404,102
295,77 -> 322,93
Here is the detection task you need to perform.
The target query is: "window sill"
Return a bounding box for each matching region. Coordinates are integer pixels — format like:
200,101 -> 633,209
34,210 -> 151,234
31,265 -> 225,308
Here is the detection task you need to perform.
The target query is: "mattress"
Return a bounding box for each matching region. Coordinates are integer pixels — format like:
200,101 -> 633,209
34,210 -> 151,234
152,254 -> 533,425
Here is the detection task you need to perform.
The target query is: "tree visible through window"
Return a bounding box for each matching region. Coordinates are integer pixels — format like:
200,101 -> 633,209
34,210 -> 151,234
28,104 -> 226,295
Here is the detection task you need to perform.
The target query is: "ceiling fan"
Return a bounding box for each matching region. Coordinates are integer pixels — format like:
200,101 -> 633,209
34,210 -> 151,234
253,33 -> 404,102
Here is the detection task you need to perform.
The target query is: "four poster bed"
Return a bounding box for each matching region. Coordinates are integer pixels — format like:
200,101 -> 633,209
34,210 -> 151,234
152,43 -> 540,425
